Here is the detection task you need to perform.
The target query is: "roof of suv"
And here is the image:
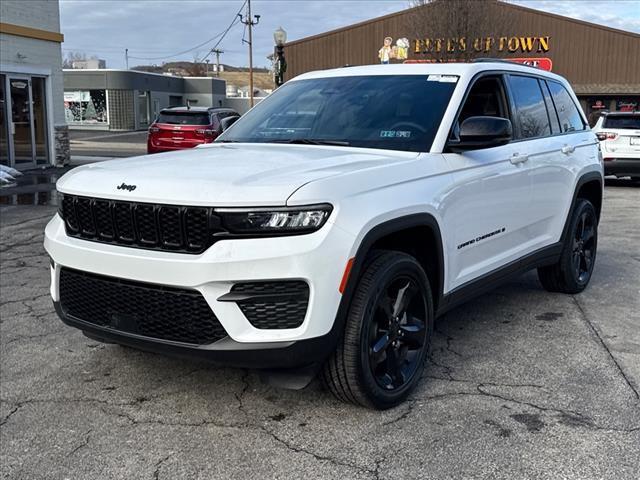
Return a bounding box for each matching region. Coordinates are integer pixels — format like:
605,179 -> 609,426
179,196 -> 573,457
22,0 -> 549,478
293,61 -> 566,84
160,106 -> 236,114
602,111 -> 638,116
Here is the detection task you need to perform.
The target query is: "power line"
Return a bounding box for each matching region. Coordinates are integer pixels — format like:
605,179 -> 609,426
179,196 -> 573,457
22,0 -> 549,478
127,1 -> 246,62
196,0 -> 247,64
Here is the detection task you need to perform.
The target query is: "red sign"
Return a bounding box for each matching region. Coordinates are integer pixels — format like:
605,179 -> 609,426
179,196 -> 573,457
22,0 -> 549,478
508,57 -> 553,71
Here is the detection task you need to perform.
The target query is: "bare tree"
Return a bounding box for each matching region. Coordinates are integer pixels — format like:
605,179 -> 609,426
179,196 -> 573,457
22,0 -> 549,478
63,51 -> 87,69
407,0 -> 512,62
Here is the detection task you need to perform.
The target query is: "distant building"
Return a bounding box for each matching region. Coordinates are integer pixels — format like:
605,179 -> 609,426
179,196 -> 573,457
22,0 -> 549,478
63,69 -> 227,131
0,0 -> 69,168
283,0 -> 639,118
71,59 -> 106,70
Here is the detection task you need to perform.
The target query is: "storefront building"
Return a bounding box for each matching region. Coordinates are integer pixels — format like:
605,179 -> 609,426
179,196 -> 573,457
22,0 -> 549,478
0,0 -> 69,169
283,1 -> 639,125
63,70 -> 227,131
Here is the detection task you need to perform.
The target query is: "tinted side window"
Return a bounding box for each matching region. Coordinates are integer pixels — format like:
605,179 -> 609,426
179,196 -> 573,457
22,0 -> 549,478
508,75 -> 551,139
540,81 -> 561,134
546,81 -> 585,133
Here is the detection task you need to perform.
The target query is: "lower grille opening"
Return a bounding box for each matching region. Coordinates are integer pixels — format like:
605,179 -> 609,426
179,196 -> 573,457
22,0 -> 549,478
59,268 -> 227,345
230,281 -> 309,330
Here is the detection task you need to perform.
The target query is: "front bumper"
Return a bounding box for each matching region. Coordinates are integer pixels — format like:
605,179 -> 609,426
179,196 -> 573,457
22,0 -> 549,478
45,214 -> 355,368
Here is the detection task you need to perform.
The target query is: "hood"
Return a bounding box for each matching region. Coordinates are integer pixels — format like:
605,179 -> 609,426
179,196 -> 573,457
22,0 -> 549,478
57,143 -> 417,206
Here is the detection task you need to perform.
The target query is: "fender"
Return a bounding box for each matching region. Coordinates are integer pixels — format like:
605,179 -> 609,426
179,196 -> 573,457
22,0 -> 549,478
328,213 -> 445,341
560,170 -> 603,245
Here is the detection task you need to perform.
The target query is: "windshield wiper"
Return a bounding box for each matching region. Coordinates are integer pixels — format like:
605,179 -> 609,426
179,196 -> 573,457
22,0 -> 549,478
269,138 -> 351,146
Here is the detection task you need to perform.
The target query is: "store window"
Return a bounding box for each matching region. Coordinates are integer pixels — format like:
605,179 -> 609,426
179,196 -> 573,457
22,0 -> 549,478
616,97 -> 639,112
64,90 -> 108,125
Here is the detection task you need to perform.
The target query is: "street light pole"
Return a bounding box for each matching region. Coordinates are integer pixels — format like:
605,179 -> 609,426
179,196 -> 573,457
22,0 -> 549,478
273,26 -> 287,88
239,0 -> 260,107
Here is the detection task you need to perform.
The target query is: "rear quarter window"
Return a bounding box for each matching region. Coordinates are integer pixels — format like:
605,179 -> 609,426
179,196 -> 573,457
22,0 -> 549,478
157,112 -> 211,125
603,115 -> 640,129
546,81 -> 586,133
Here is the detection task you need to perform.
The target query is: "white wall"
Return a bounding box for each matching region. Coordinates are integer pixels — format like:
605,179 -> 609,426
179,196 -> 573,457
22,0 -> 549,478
0,0 -> 65,125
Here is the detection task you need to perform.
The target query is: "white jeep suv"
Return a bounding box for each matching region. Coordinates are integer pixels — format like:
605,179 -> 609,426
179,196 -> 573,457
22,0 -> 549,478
45,62 -> 603,409
592,111 -> 640,179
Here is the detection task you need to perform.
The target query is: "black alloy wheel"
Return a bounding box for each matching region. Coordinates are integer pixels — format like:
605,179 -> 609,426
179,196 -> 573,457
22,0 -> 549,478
323,250 -> 434,409
538,198 -> 598,294
572,208 -> 596,285
367,276 -> 428,391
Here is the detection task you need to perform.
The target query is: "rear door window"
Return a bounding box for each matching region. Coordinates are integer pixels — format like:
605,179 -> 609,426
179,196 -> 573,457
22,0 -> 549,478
603,115 -> 640,129
545,81 -> 586,133
157,112 -> 211,125
508,75 -> 551,139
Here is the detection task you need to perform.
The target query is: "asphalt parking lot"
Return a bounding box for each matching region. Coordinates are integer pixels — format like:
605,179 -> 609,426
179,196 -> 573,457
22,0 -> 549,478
69,130 -> 147,159
1,183 -> 639,480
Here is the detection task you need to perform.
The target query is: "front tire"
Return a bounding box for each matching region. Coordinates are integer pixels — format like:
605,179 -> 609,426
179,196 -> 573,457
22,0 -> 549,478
538,198 -> 598,294
323,251 -> 434,409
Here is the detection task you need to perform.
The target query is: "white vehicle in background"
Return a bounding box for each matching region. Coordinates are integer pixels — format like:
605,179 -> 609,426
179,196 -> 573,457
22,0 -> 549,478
593,111 -> 640,179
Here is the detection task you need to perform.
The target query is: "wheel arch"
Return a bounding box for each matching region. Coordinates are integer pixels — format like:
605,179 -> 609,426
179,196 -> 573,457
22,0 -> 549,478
561,171 -> 603,244
332,214 -> 445,338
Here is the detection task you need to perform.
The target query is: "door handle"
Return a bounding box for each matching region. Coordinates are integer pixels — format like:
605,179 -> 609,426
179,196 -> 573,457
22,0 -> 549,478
561,145 -> 575,155
510,153 -> 529,165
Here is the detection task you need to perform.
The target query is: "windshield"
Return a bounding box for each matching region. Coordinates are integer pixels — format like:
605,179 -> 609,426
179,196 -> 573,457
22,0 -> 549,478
157,112 -> 211,125
603,115 -> 640,130
218,75 -> 457,152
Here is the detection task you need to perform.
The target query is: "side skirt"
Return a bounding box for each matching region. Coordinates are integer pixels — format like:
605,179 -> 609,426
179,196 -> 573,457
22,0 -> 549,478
436,242 -> 563,317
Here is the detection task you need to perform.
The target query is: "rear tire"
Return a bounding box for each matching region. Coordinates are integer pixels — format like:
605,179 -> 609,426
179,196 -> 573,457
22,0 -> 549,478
322,251 -> 434,409
538,198 -> 598,294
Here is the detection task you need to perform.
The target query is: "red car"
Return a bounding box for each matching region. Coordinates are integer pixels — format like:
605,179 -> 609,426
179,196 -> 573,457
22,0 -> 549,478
147,107 -> 239,154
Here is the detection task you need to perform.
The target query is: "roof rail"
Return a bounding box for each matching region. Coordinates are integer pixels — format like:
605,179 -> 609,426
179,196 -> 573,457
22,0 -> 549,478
472,58 -> 542,70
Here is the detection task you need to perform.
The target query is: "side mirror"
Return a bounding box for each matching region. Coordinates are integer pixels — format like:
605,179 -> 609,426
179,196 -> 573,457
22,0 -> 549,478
447,116 -> 512,152
220,115 -> 240,132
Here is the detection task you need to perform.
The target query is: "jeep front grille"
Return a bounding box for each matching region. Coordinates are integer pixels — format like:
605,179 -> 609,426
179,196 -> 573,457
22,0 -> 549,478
60,194 -> 222,254
59,268 -> 228,345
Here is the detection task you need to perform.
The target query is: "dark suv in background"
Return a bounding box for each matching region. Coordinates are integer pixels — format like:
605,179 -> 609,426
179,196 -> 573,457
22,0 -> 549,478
147,106 -> 239,154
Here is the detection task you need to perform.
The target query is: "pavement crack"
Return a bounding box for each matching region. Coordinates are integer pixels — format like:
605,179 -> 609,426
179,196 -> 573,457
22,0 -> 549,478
572,296 -> 639,400
259,424 -> 377,477
0,405 -> 21,426
153,453 -> 172,480
67,429 -> 92,457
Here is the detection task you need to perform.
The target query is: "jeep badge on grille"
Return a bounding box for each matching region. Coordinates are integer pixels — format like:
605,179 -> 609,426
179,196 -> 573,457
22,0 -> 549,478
117,183 -> 137,192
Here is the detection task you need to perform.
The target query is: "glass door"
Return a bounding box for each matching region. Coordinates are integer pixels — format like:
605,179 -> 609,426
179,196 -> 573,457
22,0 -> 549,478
32,77 -> 49,165
0,74 -> 9,166
9,76 -> 36,168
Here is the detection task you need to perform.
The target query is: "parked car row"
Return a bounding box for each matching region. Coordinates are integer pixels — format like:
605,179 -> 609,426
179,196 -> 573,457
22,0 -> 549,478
147,106 -> 240,154
592,111 -> 640,180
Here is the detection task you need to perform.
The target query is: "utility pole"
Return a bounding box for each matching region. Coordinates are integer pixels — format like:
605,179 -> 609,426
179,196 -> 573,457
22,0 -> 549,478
125,48 -> 129,69
212,48 -> 224,76
239,0 -> 260,107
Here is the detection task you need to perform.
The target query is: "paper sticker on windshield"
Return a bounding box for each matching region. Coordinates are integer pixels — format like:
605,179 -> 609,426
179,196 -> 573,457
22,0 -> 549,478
427,74 -> 458,83
380,130 -> 411,138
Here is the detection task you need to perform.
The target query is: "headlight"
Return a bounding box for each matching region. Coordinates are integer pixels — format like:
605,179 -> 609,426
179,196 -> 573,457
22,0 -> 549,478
216,204 -> 332,234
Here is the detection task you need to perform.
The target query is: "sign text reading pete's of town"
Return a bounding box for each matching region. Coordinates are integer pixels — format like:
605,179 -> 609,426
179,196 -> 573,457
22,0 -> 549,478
413,36 -> 550,54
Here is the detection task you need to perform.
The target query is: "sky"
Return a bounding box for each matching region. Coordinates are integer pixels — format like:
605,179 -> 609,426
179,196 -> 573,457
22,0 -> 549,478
59,0 -> 640,69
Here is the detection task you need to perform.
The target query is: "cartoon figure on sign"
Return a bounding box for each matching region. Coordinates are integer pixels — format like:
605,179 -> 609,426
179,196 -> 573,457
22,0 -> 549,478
378,37 -> 394,64
395,38 -> 409,60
